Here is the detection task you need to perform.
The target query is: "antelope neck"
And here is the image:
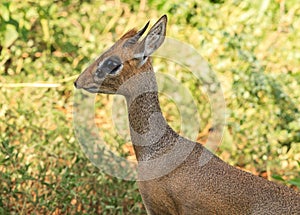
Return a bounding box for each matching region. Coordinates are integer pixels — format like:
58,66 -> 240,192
123,71 -> 177,161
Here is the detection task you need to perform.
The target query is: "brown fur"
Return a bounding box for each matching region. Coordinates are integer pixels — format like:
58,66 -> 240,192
120,29 -> 138,39
74,15 -> 300,214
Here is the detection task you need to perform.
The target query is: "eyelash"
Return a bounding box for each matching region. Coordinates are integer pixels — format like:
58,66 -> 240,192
96,57 -> 123,78
108,62 -> 123,74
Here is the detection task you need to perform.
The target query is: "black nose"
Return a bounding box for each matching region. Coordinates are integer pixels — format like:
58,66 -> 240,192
74,81 -> 77,88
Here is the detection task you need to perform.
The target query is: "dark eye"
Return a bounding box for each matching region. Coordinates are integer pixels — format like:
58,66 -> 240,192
101,56 -> 123,75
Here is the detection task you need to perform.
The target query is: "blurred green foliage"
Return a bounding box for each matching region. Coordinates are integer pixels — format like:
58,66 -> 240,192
1,0 -> 299,214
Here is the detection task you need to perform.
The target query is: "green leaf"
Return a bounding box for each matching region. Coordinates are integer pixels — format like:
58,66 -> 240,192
287,178 -> 300,188
272,174 -> 284,181
0,3 -> 10,21
4,24 -> 18,47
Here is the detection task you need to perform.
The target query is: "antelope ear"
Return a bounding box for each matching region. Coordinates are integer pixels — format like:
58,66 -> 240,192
123,21 -> 150,47
134,15 -> 167,67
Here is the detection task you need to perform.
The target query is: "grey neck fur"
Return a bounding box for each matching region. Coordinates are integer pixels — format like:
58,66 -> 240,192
119,69 -> 180,162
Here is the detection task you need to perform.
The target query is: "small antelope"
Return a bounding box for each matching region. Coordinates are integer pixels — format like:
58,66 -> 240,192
74,15 -> 300,215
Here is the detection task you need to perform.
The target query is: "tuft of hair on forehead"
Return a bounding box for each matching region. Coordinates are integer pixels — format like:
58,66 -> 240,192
120,29 -> 138,40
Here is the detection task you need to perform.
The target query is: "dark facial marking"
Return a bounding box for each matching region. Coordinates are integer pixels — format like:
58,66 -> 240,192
96,55 -> 123,78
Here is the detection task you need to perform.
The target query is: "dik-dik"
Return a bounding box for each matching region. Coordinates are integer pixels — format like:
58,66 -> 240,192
74,15 -> 300,215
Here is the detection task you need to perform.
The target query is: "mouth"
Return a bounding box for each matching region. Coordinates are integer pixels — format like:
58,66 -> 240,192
82,87 -> 115,95
83,87 -> 101,93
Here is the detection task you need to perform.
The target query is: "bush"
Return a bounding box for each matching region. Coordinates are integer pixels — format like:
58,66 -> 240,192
1,0 -> 299,213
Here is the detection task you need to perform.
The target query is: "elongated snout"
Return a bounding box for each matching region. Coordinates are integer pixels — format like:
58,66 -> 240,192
74,74 -> 86,89
74,64 -> 96,89
74,75 -> 83,89
74,66 -> 104,94
74,80 -> 79,88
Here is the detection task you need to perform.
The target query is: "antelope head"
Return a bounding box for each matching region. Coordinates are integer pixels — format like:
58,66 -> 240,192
74,15 -> 167,95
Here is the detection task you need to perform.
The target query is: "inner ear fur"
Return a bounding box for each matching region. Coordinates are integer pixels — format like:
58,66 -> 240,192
134,15 -> 167,65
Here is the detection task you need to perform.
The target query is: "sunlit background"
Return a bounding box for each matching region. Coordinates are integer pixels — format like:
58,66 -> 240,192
1,0 -> 299,213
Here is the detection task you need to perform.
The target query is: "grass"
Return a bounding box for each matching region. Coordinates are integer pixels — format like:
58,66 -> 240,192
1,0 -> 300,213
